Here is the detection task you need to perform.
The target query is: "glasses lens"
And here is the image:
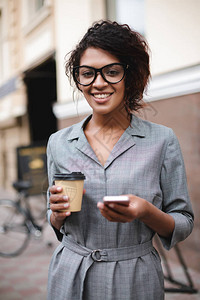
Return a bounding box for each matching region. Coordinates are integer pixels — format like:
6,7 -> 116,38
102,64 -> 125,83
75,66 -> 95,85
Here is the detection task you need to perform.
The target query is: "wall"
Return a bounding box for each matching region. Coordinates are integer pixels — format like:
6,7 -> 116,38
146,0 -> 200,75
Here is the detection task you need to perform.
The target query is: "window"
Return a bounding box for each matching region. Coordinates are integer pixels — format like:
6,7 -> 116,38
35,0 -> 45,11
28,0 -> 45,18
23,0 -> 51,34
106,0 -> 145,35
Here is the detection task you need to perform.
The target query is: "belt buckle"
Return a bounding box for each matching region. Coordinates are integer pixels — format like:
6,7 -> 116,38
91,249 -> 102,261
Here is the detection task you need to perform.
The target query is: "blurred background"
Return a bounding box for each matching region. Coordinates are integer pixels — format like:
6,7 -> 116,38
0,0 -> 200,298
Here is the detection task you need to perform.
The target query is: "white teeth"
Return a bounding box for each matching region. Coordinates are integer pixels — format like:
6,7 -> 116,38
94,94 -> 110,99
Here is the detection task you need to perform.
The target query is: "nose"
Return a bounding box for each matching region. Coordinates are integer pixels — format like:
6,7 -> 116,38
92,72 -> 108,87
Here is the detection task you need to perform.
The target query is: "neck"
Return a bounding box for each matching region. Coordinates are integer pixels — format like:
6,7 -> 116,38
89,107 -> 131,132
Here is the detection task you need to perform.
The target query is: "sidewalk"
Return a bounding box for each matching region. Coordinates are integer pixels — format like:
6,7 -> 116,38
164,265 -> 200,300
0,224 -> 59,300
0,188 -> 199,299
0,187 -> 59,300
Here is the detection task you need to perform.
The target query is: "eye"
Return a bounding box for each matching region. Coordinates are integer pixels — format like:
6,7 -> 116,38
106,69 -> 120,76
104,65 -> 123,77
80,68 -> 94,78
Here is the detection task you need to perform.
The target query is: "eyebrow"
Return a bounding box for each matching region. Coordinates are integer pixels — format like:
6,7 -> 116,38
78,63 -> 122,68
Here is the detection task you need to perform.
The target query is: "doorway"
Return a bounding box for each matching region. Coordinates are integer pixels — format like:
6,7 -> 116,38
24,55 -> 57,144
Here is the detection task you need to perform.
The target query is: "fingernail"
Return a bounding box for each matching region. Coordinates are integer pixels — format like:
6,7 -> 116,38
66,211 -> 71,216
108,204 -> 114,208
97,202 -> 104,209
63,196 -> 69,200
57,187 -> 62,192
63,203 -> 69,208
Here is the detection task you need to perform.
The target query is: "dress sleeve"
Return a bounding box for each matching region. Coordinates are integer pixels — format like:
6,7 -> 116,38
46,134 -> 63,242
159,129 -> 194,250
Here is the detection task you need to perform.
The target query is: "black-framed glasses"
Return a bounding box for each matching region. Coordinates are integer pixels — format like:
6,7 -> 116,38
73,63 -> 128,86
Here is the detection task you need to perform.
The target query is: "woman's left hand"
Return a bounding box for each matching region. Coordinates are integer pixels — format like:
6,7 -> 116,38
97,194 -> 175,239
97,194 -> 147,223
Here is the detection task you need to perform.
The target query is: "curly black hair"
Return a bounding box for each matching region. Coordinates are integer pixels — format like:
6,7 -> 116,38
65,20 -> 151,112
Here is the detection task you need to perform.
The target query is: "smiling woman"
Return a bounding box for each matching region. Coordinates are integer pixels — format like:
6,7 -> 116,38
46,20 -> 194,300
65,21 -> 150,113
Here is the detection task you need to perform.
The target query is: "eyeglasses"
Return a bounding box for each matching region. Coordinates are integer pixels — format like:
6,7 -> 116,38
73,63 -> 128,86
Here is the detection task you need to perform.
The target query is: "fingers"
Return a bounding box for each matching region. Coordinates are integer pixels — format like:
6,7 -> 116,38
49,185 -> 63,194
49,185 -> 70,214
52,210 -> 71,221
50,196 -> 70,212
50,197 -> 69,211
97,202 -> 133,223
49,185 -> 86,213
50,196 -> 71,219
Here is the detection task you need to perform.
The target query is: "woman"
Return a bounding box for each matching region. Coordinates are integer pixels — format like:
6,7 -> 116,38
47,21 -> 194,300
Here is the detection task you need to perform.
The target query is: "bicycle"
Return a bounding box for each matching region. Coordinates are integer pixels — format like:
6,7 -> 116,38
0,180 -> 50,257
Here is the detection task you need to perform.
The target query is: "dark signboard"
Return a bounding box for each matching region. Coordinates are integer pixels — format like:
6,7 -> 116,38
16,143 -> 48,195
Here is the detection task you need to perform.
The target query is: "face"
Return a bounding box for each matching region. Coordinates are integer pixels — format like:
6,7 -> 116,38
78,47 -> 126,117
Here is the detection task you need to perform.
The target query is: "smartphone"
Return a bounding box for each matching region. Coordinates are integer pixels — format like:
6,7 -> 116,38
103,196 -> 130,206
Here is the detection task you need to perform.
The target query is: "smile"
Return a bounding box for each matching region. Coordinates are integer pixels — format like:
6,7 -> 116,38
92,93 -> 113,99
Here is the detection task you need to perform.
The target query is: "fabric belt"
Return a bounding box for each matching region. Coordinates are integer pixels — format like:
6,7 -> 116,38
62,235 -> 153,262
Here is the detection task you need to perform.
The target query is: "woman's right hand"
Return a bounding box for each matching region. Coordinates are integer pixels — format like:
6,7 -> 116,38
49,185 -> 71,230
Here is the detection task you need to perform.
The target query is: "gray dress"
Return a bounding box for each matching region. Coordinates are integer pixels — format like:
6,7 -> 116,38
47,115 -> 194,300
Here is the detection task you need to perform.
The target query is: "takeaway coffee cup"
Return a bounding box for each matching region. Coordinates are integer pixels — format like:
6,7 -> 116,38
54,172 -> 86,212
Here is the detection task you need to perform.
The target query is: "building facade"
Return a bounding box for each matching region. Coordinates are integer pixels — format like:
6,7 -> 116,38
0,0 -> 105,188
0,0 -> 200,271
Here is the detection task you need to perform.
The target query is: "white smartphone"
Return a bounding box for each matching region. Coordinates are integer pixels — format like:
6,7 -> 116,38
103,196 -> 130,206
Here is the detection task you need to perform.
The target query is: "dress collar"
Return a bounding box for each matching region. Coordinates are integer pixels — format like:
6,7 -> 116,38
67,114 -> 146,141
